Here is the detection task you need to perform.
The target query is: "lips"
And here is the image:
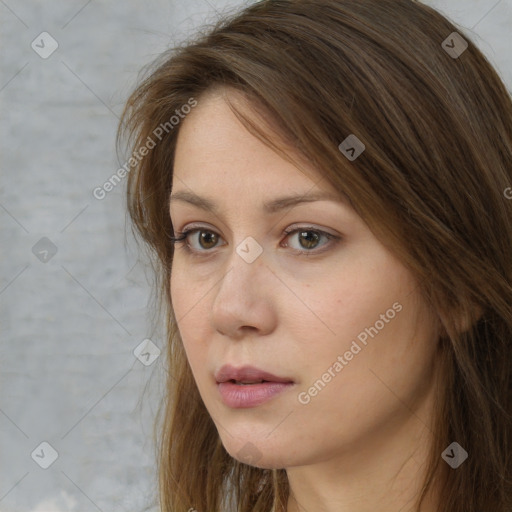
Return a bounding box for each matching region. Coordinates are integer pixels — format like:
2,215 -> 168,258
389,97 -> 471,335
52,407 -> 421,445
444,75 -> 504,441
215,364 -> 294,385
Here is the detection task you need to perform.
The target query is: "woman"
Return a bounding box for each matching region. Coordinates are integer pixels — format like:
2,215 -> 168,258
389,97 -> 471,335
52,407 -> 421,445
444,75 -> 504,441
118,0 -> 512,510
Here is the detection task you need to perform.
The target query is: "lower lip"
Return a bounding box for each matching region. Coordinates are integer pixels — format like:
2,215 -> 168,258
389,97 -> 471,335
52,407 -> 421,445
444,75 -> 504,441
217,381 -> 294,408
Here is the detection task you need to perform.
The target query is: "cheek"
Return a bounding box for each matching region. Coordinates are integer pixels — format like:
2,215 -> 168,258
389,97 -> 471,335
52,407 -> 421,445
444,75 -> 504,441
170,272 -> 210,368
295,297 -> 437,445
170,261 -> 207,323
297,257 -> 432,393
300,264 -> 405,353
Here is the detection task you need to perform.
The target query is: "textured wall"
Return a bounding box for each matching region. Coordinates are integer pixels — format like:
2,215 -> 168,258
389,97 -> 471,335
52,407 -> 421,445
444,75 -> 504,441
0,1 -> 510,511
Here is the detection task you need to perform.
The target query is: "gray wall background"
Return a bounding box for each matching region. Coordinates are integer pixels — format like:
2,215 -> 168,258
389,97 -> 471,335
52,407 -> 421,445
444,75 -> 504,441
1,1 -> 510,511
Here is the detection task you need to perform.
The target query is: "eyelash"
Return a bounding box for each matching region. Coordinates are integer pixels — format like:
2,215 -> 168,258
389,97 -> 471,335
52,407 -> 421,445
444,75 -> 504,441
169,226 -> 341,257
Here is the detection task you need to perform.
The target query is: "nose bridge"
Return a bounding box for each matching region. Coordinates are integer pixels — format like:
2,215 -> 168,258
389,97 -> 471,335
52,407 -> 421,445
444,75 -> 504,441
218,235 -> 266,297
210,236 -> 271,333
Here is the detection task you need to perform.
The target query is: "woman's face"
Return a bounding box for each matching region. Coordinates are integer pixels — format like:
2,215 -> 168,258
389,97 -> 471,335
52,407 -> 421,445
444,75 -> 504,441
169,88 -> 440,470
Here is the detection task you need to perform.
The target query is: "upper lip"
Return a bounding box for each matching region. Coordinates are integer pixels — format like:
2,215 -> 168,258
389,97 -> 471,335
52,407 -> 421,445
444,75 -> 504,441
215,364 -> 294,384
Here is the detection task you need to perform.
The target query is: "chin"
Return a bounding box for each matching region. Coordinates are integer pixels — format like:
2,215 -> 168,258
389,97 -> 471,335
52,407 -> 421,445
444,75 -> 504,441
223,438 -> 292,469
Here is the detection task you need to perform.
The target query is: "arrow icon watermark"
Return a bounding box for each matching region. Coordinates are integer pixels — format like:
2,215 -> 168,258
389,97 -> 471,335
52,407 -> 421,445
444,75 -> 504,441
133,339 -> 160,366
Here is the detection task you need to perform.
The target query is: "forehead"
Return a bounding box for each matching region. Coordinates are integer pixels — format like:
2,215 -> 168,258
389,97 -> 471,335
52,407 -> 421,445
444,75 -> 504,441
173,88 -> 324,192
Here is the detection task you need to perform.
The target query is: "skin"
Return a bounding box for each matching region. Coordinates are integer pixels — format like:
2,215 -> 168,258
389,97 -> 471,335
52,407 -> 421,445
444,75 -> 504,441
169,87 -> 444,512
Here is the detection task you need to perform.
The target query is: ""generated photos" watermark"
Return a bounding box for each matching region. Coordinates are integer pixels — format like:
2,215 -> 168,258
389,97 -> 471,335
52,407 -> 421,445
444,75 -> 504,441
298,301 -> 403,404
93,97 -> 198,200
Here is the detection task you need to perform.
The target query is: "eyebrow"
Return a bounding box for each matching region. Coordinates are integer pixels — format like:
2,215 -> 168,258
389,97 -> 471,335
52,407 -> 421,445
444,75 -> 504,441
169,190 -> 346,214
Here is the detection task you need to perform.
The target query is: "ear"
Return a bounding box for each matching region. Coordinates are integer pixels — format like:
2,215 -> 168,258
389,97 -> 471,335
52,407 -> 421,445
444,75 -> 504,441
437,301 -> 484,340
453,302 -> 484,334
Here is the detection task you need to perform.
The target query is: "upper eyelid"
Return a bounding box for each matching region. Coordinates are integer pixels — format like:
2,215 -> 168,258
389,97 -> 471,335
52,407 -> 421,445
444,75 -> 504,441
176,223 -> 336,238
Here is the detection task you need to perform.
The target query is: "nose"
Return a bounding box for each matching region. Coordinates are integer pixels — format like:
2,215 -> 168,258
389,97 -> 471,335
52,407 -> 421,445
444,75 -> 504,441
210,246 -> 278,339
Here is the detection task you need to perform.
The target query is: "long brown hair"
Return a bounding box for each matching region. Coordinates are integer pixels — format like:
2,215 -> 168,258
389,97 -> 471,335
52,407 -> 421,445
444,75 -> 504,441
117,1 -> 512,510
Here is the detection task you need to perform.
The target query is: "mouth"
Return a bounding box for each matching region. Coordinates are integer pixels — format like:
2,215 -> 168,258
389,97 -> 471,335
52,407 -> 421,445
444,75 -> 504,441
227,379 -> 274,385
215,364 -> 294,385
215,365 -> 295,408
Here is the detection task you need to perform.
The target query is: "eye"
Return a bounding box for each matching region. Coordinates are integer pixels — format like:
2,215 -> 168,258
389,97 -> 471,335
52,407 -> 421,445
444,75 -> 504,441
170,227 -> 225,255
170,225 -> 340,256
182,229 -> 224,251
281,227 -> 339,253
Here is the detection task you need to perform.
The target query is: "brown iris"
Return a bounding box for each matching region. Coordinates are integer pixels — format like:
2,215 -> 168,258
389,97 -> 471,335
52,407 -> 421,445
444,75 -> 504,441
298,230 -> 320,249
198,230 -> 218,250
